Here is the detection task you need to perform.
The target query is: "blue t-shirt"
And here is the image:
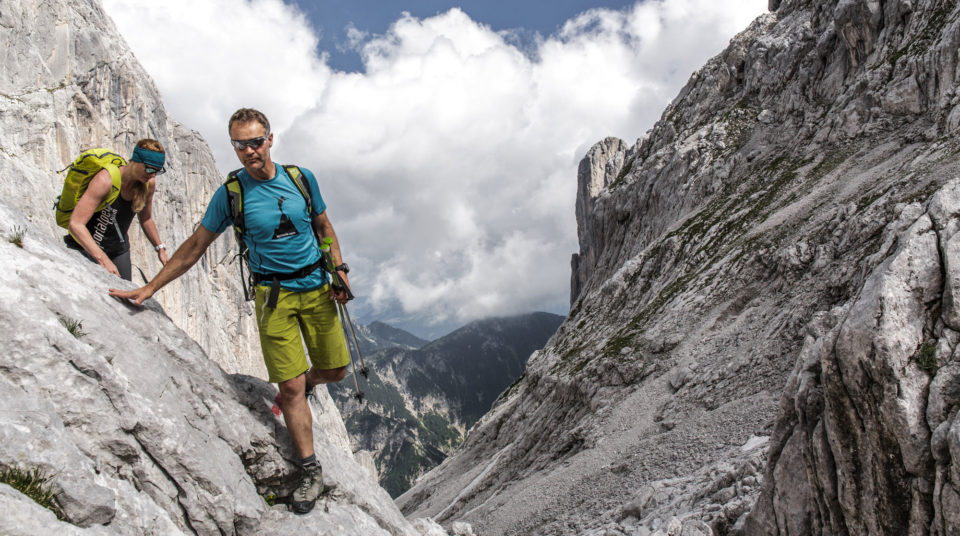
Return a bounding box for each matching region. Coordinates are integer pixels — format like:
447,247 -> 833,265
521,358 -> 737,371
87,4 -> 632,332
201,165 -> 328,291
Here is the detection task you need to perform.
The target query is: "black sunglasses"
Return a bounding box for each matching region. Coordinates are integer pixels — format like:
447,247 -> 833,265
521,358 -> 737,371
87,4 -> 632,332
144,165 -> 165,175
230,135 -> 269,151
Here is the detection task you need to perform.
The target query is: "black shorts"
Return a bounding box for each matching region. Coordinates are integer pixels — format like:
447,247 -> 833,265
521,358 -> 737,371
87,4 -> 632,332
64,237 -> 132,281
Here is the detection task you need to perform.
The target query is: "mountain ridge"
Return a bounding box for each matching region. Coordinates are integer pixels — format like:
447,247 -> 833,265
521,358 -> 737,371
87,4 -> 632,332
332,312 -> 564,497
399,1 -> 960,534
355,321 -> 430,355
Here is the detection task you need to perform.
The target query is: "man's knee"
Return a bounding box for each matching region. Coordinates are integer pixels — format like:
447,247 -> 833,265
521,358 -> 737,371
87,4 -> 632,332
279,373 -> 307,398
313,366 -> 347,383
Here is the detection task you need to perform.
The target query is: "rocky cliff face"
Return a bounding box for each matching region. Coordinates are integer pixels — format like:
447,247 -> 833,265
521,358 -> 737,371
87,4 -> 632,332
743,183 -> 960,535
400,0 -> 960,535
0,199 -> 447,534
0,0 -> 265,378
0,0 -> 455,534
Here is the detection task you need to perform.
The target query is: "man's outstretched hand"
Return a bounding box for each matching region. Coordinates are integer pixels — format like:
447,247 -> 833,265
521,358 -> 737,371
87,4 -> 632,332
109,286 -> 155,305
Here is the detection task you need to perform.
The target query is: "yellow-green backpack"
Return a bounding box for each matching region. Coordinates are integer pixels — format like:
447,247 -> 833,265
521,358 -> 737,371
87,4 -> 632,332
54,149 -> 125,228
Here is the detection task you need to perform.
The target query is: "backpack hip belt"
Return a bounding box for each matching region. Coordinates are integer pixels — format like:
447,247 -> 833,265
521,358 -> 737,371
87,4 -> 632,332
253,258 -> 325,308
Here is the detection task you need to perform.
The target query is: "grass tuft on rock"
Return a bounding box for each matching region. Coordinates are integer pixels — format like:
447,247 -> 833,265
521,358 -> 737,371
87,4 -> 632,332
8,225 -> 25,248
0,466 -> 64,520
58,316 -> 86,338
916,341 -> 937,371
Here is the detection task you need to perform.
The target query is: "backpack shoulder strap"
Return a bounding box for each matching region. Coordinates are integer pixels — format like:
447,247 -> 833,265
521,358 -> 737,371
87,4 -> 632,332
225,169 -> 255,301
282,165 -> 314,215
225,169 -> 245,234
226,165 -> 315,237
102,163 -> 123,202
283,164 -> 324,249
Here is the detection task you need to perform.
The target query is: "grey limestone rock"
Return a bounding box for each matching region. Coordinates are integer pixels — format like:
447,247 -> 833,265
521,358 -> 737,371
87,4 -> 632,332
572,137 -> 629,303
0,0 -> 265,378
0,0 -> 448,534
742,193 -> 959,535
0,197 -> 436,534
0,483 -> 117,536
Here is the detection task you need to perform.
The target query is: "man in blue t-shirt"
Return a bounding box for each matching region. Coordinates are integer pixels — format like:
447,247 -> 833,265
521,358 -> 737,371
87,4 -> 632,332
110,108 -> 351,515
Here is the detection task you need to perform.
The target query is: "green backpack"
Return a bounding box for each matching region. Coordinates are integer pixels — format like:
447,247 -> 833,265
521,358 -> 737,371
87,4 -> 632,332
225,165 -> 320,304
54,149 -> 125,229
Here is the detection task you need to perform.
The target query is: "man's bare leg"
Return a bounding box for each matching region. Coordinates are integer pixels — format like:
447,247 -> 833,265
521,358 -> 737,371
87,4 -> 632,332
278,373 -> 314,458
278,366 -> 348,457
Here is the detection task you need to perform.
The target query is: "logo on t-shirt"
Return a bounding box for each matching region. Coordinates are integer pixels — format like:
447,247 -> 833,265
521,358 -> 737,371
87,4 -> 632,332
272,196 -> 300,239
92,205 -> 119,244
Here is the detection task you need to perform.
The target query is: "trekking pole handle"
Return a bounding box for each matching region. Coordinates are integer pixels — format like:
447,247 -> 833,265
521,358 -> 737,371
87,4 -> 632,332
320,237 -> 354,300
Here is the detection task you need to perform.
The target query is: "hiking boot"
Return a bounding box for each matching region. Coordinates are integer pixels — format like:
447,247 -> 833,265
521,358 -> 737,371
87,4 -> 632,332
290,464 -> 324,514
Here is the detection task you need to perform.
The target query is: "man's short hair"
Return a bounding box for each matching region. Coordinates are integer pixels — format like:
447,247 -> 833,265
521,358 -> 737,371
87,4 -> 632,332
229,108 -> 271,134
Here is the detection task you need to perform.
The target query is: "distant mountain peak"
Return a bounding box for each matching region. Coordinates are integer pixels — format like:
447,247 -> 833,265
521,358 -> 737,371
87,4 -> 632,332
330,311 -> 564,497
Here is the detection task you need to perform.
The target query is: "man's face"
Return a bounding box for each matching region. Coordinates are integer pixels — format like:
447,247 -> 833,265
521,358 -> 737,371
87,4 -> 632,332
229,121 -> 272,173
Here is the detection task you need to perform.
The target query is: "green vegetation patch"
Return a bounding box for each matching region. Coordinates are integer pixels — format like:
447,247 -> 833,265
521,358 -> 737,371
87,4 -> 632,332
554,342 -> 588,374
379,441 -> 429,498
719,98 -> 761,153
604,334 -> 633,357
916,341 -> 938,371
8,225 -> 25,248
0,466 -> 63,519
857,184 -> 894,212
0,92 -> 26,103
807,148 -> 854,183
500,372 -> 526,401
58,316 -> 85,338
901,180 -> 941,205
418,412 -> 461,449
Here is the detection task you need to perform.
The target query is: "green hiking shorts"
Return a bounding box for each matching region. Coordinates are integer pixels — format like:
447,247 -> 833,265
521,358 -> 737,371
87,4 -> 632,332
254,283 -> 351,383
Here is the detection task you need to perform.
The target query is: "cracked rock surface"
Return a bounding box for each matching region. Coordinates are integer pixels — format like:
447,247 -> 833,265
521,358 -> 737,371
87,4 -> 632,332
1,0 -> 265,379
0,198 -> 440,535
400,1 -> 960,534
0,0 -> 452,534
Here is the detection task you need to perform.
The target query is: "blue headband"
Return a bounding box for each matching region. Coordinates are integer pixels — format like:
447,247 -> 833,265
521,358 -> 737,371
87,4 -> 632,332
130,146 -> 166,169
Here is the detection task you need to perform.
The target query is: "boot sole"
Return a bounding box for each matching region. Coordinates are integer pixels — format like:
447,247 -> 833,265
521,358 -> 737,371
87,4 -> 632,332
289,499 -> 317,515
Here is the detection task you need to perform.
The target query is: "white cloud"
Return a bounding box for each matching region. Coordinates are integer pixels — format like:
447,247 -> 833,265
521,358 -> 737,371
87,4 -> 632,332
103,0 -> 330,161
102,0 -> 766,336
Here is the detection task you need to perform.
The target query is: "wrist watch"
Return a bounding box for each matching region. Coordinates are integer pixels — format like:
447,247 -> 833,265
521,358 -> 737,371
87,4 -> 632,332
335,263 -> 349,274
154,243 -> 166,252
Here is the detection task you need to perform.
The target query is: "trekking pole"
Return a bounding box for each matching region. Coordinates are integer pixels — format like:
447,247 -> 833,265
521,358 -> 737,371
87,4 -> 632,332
338,301 -> 370,378
337,303 -> 365,403
319,237 -> 368,402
